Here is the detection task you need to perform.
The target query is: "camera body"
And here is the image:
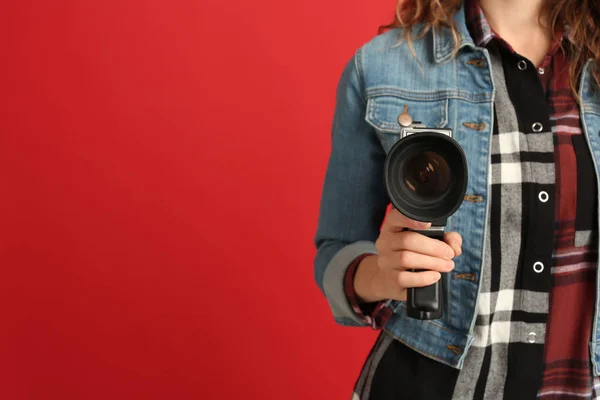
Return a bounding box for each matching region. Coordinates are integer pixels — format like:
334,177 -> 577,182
399,123 -> 453,140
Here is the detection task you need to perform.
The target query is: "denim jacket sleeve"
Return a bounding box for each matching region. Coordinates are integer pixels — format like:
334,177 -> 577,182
313,49 -> 390,327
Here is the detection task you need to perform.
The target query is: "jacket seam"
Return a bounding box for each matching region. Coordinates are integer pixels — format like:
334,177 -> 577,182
354,46 -> 367,105
365,88 -> 493,103
584,105 -> 600,115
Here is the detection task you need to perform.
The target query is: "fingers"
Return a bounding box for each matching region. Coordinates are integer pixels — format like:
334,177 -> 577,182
381,210 -> 462,256
379,249 -> 454,272
444,232 -> 463,257
371,248 -> 456,302
382,208 -> 431,232
397,270 -> 443,290
373,268 -> 443,302
372,211 -> 464,302
380,230 -> 455,260
377,270 -> 442,301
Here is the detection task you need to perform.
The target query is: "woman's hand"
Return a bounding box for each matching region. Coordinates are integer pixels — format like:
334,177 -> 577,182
353,208 -> 462,303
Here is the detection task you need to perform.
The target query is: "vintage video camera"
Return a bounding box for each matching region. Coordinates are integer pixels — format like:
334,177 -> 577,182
384,109 -> 468,320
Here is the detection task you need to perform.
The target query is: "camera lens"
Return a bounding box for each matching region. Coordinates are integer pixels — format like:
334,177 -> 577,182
402,151 -> 451,200
384,131 -> 468,222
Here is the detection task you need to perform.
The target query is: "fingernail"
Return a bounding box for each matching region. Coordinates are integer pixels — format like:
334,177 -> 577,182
419,222 -> 432,228
446,248 -> 455,259
433,272 -> 442,281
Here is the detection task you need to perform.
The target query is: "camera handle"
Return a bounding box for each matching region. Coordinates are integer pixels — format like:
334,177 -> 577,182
406,223 -> 447,320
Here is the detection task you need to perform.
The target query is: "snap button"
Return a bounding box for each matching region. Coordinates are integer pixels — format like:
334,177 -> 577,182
528,332 -> 537,343
397,105 -> 413,127
538,67 -> 545,75
518,60 -> 528,70
532,122 -> 544,132
538,191 -> 549,203
533,262 -> 544,273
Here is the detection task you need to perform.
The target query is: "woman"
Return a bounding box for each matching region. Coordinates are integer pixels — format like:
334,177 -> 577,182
313,0 -> 600,398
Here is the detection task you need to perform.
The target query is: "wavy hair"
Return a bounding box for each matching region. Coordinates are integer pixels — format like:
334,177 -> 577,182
380,0 -> 600,99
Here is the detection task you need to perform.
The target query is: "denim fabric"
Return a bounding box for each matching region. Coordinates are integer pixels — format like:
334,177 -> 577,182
314,3 -> 600,372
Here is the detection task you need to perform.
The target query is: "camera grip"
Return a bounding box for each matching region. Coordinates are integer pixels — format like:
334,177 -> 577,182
406,228 -> 446,320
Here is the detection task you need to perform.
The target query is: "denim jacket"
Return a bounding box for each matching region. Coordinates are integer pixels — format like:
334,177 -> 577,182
313,5 -> 600,373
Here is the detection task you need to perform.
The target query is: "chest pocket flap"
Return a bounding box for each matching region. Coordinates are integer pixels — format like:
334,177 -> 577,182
366,95 -> 449,151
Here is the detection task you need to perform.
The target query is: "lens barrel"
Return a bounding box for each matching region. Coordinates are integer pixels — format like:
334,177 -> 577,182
384,131 -> 468,223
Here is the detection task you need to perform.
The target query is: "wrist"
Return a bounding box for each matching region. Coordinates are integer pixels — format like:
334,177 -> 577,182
353,254 -> 382,304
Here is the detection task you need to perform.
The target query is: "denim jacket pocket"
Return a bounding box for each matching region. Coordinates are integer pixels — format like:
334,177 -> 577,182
365,95 -> 449,152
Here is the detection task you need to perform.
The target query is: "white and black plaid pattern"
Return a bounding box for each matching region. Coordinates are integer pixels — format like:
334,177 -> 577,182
451,43 -> 558,399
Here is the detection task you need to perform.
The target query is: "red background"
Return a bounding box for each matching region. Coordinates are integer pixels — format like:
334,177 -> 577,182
1,1 -> 394,399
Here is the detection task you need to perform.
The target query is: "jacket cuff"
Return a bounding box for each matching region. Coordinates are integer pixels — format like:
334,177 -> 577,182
323,241 -> 393,327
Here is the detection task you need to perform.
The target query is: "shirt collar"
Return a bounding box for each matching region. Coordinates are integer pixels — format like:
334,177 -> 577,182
464,0 -> 496,47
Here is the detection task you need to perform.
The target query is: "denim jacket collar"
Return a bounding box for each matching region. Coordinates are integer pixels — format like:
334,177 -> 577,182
432,3 -> 476,63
